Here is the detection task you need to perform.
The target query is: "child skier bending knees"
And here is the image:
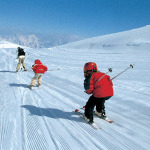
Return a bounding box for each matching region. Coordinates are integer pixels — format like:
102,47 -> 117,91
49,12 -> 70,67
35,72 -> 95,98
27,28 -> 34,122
29,59 -> 48,89
83,62 -> 114,124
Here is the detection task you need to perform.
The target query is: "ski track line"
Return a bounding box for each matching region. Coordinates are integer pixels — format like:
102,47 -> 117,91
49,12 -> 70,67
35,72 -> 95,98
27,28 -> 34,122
107,106 -> 150,133
45,74 -> 83,94
19,83 -> 52,149
100,119 -> 148,150
0,82 -> 6,150
43,81 -> 85,106
109,97 -> 150,128
98,100 -> 150,149
0,93 -> 16,148
21,92 -> 54,150
0,101 -> 9,149
116,80 -> 150,96
42,85 -> 80,110
114,82 -> 150,109
45,75 -> 84,100
11,82 -> 25,150
0,50 -> 11,71
20,90 -> 28,150
106,109 -> 150,149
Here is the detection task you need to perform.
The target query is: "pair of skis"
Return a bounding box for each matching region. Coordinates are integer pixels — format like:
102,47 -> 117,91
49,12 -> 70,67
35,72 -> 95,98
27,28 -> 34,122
82,106 -> 113,123
75,106 -> 113,130
75,109 -> 101,129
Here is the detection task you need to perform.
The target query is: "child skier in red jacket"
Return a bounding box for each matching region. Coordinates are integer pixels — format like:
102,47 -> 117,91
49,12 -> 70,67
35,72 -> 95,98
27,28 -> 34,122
84,62 -> 114,123
29,59 -> 48,89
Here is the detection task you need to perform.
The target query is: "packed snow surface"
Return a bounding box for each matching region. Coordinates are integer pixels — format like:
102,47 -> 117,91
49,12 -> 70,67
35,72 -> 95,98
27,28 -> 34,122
0,41 -> 25,48
0,26 -> 150,150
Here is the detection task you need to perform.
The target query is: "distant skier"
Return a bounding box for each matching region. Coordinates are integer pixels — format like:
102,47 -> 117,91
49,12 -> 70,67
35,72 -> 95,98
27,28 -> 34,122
83,62 -> 114,123
29,59 -> 48,89
16,47 -> 27,72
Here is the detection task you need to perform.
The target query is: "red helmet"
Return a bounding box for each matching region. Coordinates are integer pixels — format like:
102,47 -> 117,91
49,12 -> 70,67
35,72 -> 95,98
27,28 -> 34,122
84,62 -> 97,73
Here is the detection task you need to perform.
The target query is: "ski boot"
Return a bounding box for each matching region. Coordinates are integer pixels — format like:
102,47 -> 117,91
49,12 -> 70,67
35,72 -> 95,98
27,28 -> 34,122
95,110 -> 106,119
83,115 -> 89,122
23,67 -> 27,71
37,84 -> 41,87
29,85 -> 33,90
89,118 -> 94,124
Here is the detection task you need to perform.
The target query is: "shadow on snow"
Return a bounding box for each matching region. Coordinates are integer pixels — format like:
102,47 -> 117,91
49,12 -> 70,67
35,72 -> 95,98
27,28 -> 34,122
21,105 -> 82,123
0,70 -> 16,73
9,83 -> 29,88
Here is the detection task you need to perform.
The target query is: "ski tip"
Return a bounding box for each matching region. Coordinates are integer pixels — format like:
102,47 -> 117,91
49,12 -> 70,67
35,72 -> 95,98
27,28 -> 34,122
75,109 -> 79,112
28,85 -> 33,90
105,119 -> 113,123
107,120 -> 113,123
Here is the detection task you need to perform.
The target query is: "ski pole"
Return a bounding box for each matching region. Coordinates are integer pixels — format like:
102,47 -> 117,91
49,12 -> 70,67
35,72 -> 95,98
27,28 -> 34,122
111,64 -> 134,81
47,68 -> 60,72
95,68 -> 112,84
27,68 -> 61,72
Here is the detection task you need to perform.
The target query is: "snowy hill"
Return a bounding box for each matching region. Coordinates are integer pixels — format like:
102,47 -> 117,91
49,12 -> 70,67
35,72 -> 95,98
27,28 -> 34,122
61,25 -> 150,49
0,41 -> 25,48
0,26 -> 150,150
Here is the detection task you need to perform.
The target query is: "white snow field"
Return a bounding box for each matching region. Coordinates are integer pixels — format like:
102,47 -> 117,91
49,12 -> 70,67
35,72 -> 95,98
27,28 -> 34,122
0,41 -> 26,49
0,26 -> 150,150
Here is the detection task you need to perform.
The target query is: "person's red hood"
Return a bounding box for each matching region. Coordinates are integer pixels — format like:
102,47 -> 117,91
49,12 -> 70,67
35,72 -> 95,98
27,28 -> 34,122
35,59 -> 42,64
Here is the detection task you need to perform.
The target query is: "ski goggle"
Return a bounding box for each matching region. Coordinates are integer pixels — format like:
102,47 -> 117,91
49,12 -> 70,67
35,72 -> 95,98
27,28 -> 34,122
84,70 -> 93,73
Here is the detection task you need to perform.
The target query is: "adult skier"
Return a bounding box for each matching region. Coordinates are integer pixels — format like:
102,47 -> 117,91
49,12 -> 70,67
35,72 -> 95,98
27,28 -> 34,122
16,47 -> 27,72
83,62 -> 114,123
29,59 -> 48,89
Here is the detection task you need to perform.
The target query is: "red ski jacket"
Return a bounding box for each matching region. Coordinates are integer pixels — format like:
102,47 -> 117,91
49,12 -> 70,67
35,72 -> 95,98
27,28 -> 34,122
84,72 -> 114,98
32,60 -> 48,74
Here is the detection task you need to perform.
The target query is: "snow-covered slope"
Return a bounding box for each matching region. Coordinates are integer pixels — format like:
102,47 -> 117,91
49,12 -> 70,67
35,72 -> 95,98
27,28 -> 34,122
0,41 -> 25,48
61,25 -> 150,49
0,26 -> 150,150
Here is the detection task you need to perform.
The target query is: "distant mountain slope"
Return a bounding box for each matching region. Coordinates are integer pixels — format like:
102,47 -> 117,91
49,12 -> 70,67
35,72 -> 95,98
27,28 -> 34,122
0,33 -> 83,48
61,25 -> 150,49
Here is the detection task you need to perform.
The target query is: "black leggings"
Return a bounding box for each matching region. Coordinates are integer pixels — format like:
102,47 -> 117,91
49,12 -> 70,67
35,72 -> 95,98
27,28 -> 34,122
84,95 -> 111,120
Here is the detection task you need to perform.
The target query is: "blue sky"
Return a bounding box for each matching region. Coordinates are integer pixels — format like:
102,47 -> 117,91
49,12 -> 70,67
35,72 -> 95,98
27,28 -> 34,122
0,0 -> 150,38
